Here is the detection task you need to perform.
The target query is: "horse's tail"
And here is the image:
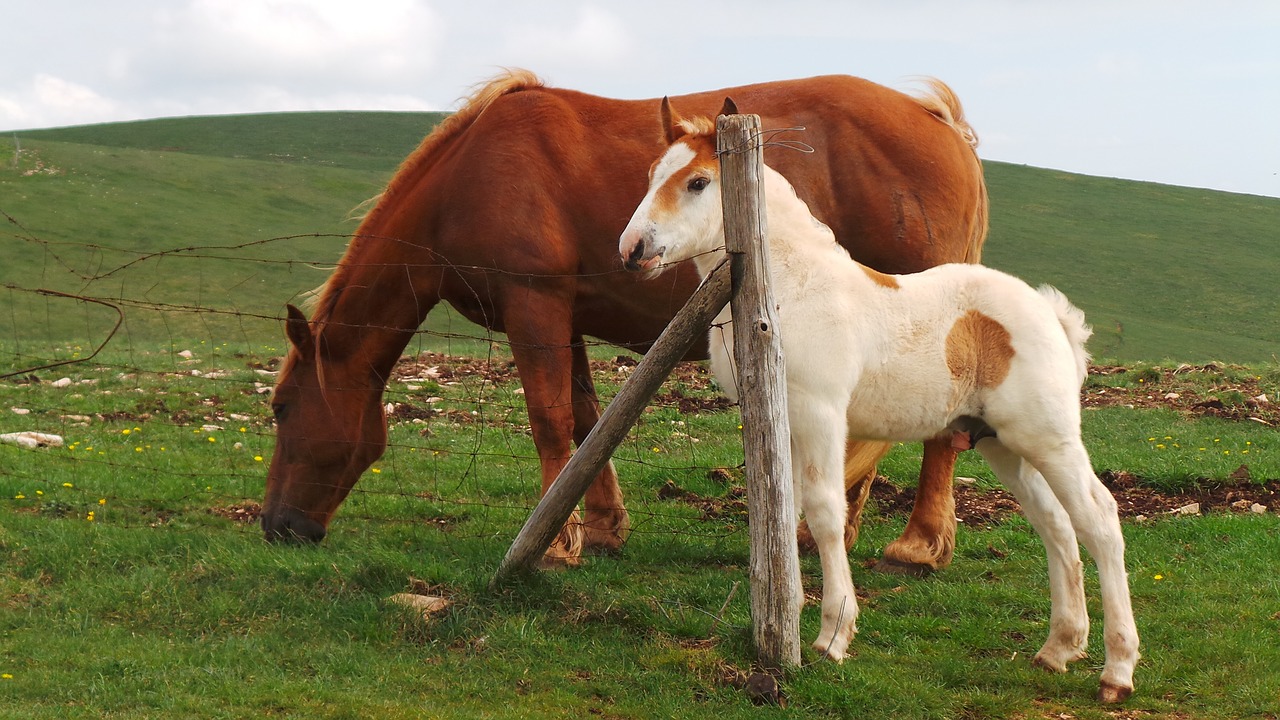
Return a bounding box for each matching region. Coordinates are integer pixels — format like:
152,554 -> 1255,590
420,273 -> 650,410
1037,285 -> 1093,386
909,78 -> 989,265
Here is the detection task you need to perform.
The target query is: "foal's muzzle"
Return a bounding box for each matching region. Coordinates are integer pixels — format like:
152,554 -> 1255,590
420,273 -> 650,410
622,240 -> 663,272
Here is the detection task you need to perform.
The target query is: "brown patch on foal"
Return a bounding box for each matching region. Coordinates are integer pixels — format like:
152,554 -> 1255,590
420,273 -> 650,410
945,310 -> 1014,389
860,265 -> 900,289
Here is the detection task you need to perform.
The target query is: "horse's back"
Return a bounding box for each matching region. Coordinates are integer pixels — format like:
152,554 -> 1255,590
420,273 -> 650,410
376,71 -> 985,348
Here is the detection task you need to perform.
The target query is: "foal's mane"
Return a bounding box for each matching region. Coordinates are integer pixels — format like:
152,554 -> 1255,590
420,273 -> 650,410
309,69 -> 547,328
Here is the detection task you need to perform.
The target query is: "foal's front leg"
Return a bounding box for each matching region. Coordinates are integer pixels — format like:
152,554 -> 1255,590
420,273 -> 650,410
792,411 -> 859,661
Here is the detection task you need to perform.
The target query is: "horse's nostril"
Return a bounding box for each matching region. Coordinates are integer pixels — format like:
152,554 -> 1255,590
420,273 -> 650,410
627,241 -> 646,265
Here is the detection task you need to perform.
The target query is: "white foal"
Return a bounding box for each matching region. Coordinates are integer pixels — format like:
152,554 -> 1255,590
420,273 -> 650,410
619,104 -> 1138,703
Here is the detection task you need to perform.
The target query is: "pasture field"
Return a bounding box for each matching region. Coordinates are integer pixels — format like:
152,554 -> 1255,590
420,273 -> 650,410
2,342 -> 1279,719
1,111 -> 1278,717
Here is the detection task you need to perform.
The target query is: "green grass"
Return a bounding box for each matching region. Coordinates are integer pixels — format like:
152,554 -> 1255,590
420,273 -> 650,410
3,348 -> 1280,718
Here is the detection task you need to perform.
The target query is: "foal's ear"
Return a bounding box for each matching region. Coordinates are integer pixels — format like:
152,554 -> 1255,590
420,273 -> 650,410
284,304 -> 315,357
719,97 -> 739,117
660,96 -> 685,145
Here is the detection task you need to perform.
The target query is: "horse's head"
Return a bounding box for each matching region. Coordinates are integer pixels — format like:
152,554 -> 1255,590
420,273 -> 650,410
619,98 -> 738,276
261,304 -> 388,543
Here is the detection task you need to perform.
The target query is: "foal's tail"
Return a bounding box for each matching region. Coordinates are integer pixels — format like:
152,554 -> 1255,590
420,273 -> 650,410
1037,285 -> 1093,386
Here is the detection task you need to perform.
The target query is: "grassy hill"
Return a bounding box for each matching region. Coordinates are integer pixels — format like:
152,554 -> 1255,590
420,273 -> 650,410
2,112 -> 1278,365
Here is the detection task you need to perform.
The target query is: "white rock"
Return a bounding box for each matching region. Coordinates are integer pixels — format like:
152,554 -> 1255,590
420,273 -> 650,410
1251,503 -> 1268,514
178,350 -> 194,359
50,378 -> 73,388
0,432 -> 64,449
11,408 -> 30,415
1172,502 -> 1201,516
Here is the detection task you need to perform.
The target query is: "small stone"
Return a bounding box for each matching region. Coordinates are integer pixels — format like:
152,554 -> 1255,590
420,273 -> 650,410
387,593 -> 451,620
1251,503 -> 1268,514
1172,502 -> 1200,516
50,378 -> 72,388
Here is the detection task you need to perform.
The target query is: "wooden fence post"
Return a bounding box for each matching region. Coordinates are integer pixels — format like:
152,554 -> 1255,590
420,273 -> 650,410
718,113 -> 802,669
491,260 -> 733,586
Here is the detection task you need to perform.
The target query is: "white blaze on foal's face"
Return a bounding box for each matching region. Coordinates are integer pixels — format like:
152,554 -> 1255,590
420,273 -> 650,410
621,134 -> 724,270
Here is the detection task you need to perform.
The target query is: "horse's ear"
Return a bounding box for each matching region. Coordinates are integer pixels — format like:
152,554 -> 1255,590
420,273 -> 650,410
285,304 -> 315,357
660,96 -> 684,145
719,97 -> 739,117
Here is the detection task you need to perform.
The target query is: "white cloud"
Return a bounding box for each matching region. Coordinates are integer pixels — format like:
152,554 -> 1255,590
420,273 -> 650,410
0,75 -> 120,129
497,5 -> 631,66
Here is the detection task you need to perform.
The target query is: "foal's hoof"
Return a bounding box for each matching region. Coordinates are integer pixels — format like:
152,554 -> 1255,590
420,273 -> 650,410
873,557 -> 935,578
1097,680 -> 1134,704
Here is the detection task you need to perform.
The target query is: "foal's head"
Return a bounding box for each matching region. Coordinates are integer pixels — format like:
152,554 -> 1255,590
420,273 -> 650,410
619,98 -> 736,274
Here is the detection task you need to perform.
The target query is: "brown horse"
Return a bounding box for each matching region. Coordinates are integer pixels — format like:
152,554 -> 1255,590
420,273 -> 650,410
263,69 -> 988,572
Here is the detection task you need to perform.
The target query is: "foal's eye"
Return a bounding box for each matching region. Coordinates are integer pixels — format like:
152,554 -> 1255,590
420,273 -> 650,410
271,403 -> 287,422
688,176 -> 710,192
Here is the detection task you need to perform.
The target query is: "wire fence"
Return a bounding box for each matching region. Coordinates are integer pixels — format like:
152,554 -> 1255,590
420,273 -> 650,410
0,212 -> 750,550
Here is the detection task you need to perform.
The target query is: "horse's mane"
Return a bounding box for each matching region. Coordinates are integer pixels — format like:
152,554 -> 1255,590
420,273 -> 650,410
309,69 -> 547,326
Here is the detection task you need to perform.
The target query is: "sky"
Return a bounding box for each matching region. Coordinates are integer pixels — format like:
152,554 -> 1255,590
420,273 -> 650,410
2,1 -> 1277,198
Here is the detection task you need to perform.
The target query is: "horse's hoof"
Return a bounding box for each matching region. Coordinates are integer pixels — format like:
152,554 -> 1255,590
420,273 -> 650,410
873,557 -> 935,577
1097,680 -> 1133,704
537,552 -> 583,570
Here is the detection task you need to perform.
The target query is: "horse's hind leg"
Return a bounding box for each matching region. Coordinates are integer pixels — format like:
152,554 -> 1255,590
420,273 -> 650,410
569,337 -> 629,552
976,440 -> 1090,671
877,436 -> 957,575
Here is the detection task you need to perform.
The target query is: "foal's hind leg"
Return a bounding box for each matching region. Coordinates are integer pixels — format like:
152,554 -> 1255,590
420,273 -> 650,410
977,440 -> 1090,670
1029,441 -> 1139,703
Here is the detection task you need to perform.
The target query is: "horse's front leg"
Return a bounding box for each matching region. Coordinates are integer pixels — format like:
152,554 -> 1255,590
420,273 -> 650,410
569,336 -> 629,552
877,435 -> 957,575
504,294 -> 586,567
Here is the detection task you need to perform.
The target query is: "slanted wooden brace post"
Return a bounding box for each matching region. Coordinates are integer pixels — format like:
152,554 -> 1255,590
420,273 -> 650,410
718,113 -> 802,669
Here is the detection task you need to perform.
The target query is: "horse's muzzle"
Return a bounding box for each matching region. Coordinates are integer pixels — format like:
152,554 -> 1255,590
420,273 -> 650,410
261,507 -> 327,544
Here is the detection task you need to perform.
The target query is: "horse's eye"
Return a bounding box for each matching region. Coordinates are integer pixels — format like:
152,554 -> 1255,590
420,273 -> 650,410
271,403 -> 287,421
688,176 -> 710,192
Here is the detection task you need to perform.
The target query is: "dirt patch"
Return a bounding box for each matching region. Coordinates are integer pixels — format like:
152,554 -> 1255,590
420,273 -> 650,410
210,500 -> 261,524
868,473 -> 1278,527
389,354 -> 1280,525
